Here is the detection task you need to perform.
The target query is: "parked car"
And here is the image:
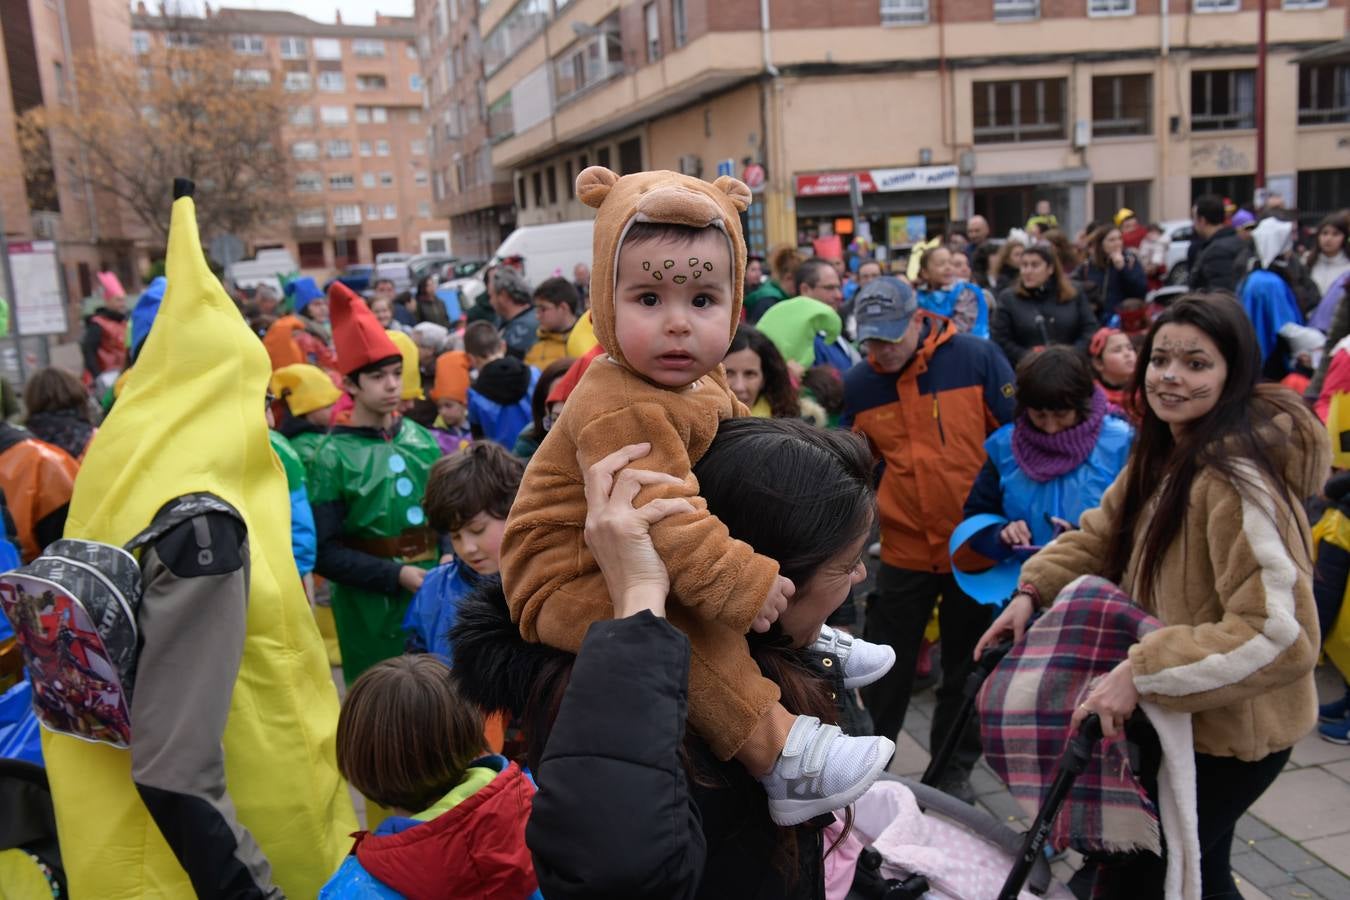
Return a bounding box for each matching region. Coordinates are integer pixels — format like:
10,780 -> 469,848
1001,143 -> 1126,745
444,259 -> 486,280
329,263 -> 374,296
409,253 -> 456,283
224,249 -> 299,297
373,261 -> 413,296
1158,219 -> 1193,286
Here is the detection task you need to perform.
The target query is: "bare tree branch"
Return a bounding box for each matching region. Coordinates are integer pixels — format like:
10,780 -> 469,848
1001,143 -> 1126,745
17,40 -> 299,255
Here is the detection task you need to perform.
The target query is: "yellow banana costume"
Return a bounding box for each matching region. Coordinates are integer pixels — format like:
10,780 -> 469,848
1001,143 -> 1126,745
41,191 -> 356,898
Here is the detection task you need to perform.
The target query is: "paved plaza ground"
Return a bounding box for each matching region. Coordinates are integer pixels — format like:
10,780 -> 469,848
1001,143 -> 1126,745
888,662 -> 1350,899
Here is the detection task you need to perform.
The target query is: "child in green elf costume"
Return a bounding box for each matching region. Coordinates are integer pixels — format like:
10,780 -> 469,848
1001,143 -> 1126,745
308,282 -> 442,685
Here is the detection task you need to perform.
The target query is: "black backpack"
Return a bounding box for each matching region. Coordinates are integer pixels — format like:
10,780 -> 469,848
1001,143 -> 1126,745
0,493 -> 236,748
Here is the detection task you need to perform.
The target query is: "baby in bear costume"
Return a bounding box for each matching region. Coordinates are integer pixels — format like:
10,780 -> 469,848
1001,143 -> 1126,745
500,166 -> 894,825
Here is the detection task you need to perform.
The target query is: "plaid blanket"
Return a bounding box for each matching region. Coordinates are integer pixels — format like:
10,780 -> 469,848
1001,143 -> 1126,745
976,575 -> 1163,856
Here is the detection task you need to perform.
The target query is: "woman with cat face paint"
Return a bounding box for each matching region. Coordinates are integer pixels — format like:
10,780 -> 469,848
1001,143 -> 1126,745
977,294 -> 1329,898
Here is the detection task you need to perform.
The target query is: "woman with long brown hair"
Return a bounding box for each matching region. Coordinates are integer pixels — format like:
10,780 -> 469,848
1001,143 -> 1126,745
977,294 -> 1327,899
990,243 -> 1098,366
988,233 -> 1028,293
724,325 -> 801,419
1075,224 -> 1148,324
1304,210 -> 1350,300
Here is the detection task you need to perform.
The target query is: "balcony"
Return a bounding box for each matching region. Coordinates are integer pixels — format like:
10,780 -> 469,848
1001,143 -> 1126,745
489,28 -> 761,170
444,179 -> 516,218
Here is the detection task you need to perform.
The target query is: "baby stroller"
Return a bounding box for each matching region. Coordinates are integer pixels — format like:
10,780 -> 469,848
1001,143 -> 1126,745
846,641 -> 1090,900
848,579 -> 1191,900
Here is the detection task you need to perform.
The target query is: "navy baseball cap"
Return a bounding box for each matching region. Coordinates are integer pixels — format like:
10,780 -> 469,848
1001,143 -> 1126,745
854,276 -> 918,343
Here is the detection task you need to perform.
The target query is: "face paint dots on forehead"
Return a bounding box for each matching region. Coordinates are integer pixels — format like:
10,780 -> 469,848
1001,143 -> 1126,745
643,259 -> 678,280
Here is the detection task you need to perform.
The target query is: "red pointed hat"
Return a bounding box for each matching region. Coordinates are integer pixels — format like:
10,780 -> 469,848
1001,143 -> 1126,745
329,281 -> 401,375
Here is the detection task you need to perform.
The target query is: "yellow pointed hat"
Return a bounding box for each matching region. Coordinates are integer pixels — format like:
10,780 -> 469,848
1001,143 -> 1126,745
387,329 -> 424,401
271,363 -> 342,417
68,185 -> 277,537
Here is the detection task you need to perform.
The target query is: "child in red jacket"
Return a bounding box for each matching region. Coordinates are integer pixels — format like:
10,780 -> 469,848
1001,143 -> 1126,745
320,655 -> 541,900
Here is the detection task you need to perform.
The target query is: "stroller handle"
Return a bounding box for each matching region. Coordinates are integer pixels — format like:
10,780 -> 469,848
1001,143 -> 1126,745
997,713 -> 1107,900
976,639 -> 1013,674
920,639 -> 1013,789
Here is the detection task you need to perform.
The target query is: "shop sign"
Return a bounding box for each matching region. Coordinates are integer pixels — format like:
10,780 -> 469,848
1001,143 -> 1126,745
743,163 -> 766,193
794,165 -> 959,197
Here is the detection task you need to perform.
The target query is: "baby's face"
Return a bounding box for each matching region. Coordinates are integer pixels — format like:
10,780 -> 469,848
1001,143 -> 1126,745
613,228 -> 734,388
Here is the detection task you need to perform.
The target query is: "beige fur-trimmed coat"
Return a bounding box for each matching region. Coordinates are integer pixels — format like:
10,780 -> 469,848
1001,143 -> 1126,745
1021,391 -> 1330,761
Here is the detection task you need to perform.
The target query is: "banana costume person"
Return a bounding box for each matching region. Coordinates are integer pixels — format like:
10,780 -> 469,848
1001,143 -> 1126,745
41,182 -> 356,898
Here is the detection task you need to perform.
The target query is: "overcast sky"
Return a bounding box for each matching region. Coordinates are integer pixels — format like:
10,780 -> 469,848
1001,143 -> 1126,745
165,0 -> 414,25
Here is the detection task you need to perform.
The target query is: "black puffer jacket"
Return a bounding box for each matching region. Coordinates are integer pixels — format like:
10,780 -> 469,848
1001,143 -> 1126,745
1187,226 -> 1245,294
991,282 -> 1098,366
450,584 -> 829,900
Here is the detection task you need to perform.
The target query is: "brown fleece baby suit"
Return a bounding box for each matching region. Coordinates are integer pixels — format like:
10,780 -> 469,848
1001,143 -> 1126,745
500,166 -> 785,762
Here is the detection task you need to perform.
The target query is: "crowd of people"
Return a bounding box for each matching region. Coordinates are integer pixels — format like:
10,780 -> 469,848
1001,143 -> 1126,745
0,171 -> 1348,900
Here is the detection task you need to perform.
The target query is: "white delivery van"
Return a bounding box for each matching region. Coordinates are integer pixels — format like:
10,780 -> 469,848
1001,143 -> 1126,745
491,220 -> 594,288
225,249 -> 299,297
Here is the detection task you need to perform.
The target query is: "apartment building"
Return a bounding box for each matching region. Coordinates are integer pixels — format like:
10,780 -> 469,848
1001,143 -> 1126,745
416,0 -> 517,260
133,6 -> 442,272
480,0 -> 1350,256
1,0 -> 140,306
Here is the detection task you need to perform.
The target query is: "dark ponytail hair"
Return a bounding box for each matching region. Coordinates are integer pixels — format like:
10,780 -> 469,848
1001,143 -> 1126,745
1102,293 -> 1304,606
693,417 -> 875,589
727,325 -> 800,419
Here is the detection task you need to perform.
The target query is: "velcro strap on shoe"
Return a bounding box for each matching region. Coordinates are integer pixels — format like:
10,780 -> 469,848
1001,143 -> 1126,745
831,628 -> 855,655
781,715 -> 822,761
802,723 -> 842,777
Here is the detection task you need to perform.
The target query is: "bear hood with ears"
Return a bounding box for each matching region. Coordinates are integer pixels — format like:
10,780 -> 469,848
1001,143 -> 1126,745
577,166 -> 752,372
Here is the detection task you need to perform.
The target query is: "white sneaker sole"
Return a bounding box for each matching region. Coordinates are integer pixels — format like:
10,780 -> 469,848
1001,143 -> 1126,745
766,736 -> 895,827
841,645 -> 897,690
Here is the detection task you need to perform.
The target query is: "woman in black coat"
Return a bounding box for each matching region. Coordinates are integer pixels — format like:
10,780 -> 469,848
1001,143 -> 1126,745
451,418 -> 880,900
1074,224 -> 1148,324
992,243 -> 1099,366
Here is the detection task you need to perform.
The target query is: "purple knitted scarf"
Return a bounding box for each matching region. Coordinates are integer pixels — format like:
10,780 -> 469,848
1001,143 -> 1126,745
1012,386 -> 1108,482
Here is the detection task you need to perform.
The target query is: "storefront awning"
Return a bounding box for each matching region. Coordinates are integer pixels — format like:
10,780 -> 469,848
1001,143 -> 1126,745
794,165 -> 959,197
1293,36 -> 1350,66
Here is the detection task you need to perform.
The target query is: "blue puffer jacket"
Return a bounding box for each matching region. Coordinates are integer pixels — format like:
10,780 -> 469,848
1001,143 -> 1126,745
402,561 -> 487,663
965,414 -> 1133,548
468,359 -> 539,450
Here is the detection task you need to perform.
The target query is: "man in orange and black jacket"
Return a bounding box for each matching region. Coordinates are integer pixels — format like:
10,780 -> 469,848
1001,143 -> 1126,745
843,277 -> 1015,800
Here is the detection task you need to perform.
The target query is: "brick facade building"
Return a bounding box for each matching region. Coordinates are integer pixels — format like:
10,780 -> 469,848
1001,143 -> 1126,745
472,0 -> 1350,255
133,5 -> 443,273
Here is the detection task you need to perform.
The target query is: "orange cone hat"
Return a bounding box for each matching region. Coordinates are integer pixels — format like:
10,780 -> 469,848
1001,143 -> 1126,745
430,350 -> 471,404
329,281 -> 400,375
